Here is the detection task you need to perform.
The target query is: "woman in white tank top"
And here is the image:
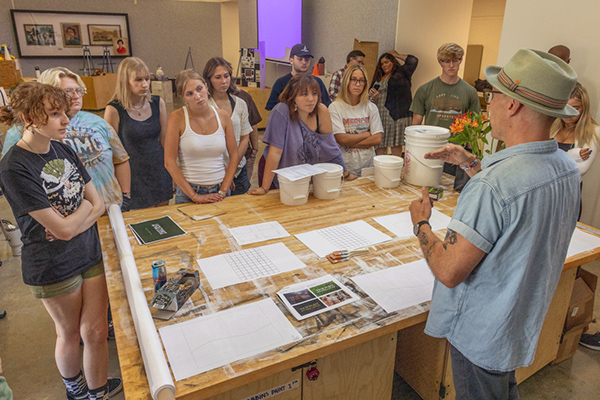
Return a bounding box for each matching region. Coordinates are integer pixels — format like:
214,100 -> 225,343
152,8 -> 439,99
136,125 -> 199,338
164,70 -> 238,204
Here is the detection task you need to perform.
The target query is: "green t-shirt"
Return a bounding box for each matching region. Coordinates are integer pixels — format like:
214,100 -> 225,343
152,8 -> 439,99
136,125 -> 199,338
410,77 -> 481,129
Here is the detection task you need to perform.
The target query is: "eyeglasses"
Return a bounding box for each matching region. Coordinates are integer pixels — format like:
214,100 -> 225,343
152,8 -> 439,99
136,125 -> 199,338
440,58 -> 462,65
350,78 -> 367,85
63,88 -> 86,97
483,90 -> 503,104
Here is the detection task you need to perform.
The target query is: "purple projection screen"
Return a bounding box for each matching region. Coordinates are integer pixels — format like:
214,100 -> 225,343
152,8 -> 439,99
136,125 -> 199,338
257,0 -> 302,60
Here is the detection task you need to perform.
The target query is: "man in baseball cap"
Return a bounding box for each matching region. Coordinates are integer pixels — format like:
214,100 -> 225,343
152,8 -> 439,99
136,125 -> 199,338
265,43 -> 331,110
409,49 -> 580,399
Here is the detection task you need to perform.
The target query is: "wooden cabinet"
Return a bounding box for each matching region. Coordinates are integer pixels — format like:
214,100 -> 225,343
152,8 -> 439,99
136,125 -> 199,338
81,73 -> 117,111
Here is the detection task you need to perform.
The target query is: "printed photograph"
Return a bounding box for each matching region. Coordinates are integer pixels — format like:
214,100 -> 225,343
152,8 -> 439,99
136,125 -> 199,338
309,280 -> 341,297
283,289 -> 315,305
88,24 -> 121,45
112,37 -> 130,56
319,290 -> 352,307
61,23 -> 82,47
293,298 -> 327,317
24,24 -> 56,46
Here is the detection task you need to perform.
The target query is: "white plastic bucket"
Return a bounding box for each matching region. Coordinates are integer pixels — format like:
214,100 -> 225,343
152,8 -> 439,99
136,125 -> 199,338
404,125 -> 450,187
312,163 -> 343,200
278,175 -> 310,206
373,155 -> 404,189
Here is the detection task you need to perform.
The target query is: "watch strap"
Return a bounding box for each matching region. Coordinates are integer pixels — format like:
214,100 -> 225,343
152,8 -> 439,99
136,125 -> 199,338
414,220 -> 430,236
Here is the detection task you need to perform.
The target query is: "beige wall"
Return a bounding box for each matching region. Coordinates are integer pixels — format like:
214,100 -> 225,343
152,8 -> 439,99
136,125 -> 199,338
221,1 -> 241,75
395,0 -> 474,92
468,0 -> 506,79
498,0 -> 600,228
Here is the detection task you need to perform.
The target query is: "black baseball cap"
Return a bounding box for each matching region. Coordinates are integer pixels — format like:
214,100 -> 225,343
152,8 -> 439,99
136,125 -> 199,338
290,43 -> 313,58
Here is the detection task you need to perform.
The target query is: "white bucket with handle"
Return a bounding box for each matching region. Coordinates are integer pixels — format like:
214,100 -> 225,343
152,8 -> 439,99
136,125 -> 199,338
278,175 -> 310,206
404,125 -> 450,187
373,155 -> 404,189
312,163 -> 343,200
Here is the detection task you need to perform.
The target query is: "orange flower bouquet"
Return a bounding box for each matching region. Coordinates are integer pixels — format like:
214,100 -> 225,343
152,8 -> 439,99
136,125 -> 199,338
448,112 -> 496,159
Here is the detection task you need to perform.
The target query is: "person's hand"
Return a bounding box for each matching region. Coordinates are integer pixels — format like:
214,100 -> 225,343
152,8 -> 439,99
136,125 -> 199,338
191,193 -> 223,203
343,172 -> 358,181
424,144 -> 473,165
369,88 -> 379,101
409,186 -> 434,225
249,186 -> 268,196
387,49 -> 402,58
580,148 -> 592,161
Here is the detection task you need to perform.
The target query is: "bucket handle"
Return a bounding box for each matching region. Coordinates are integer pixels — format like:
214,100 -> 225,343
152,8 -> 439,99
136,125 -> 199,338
411,156 -> 443,169
280,186 -> 308,201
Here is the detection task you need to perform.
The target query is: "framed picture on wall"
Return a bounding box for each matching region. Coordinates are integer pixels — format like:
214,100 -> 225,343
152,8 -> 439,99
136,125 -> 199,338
23,24 -> 56,46
10,10 -> 131,58
60,23 -> 82,47
88,24 -> 122,46
113,37 -> 130,56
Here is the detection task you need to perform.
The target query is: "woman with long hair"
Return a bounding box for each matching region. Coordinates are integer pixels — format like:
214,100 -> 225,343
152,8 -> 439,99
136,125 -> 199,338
551,84 -> 600,176
0,82 -> 121,400
369,50 -> 418,156
203,57 -> 252,195
249,74 -> 354,195
329,64 -> 382,176
104,57 -> 172,209
164,69 -> 238,204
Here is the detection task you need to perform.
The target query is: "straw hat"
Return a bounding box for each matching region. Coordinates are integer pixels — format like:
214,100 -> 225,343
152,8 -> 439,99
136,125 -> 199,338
484,49 -> 578,118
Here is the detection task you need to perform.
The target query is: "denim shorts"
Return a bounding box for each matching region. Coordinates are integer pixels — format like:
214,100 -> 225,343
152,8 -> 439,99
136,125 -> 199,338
175,182 -> 231,204
29,261 -> 105,299
232,165 -> 251,196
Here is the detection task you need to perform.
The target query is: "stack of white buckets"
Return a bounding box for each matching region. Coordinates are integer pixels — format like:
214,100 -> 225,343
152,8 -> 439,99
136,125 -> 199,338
373,125 -> 450,189
279,163 -> 343,206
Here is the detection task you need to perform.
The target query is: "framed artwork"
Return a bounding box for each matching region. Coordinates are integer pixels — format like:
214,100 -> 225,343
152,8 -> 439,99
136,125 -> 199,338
11,10 -> 131,58
60,23 -> 82,47
88,24 -> 122,46
113,37 -> 130,56
23,24 -> 56,46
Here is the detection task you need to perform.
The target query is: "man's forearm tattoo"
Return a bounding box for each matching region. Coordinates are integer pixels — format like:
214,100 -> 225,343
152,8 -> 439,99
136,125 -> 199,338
442,230 -> 457,250
418,230 -> 435,262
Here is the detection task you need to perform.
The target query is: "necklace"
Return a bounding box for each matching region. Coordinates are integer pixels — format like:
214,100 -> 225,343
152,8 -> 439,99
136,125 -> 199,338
21,139 -> 62,176
131,99 -> 146,116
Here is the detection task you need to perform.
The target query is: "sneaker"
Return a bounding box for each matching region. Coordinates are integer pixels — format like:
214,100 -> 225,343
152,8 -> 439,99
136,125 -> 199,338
579,332 -> 600,350
66,391 -> 87,400
107,377 -> 123,398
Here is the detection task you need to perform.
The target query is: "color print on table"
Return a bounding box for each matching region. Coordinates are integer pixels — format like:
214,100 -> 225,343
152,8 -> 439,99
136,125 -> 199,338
277,275 -> 360,320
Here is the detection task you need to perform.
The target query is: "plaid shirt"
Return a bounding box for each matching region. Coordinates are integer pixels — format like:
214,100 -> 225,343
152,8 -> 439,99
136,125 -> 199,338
328,65 -> 347,101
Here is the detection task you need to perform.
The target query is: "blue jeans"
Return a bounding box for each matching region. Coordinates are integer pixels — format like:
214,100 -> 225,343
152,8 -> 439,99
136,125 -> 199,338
232,165 -> 251,196
175,182 -> 230,204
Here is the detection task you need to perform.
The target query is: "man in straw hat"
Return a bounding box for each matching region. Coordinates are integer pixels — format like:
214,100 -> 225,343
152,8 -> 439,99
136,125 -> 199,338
409,49 -> 580,398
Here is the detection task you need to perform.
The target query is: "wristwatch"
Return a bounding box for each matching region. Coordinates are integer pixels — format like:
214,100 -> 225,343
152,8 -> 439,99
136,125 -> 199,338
413,220 -> 430,236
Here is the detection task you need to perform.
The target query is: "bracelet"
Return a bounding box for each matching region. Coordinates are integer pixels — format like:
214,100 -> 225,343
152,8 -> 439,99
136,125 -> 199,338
122,192 -> 131,199
191,193 -> 198,202
460,156 -> 479,171
260,186 -> 268,193
218,190 -> 226,197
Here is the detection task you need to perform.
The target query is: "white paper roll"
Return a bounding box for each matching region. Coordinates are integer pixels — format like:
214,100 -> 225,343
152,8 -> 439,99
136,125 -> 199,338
108,204 -> 176,400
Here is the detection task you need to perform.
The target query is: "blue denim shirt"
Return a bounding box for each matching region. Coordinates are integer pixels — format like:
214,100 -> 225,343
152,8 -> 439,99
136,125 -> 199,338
424,139 -> 580,371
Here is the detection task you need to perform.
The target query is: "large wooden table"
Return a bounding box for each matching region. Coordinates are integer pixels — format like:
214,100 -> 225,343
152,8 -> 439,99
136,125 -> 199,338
97,176 -> 600,400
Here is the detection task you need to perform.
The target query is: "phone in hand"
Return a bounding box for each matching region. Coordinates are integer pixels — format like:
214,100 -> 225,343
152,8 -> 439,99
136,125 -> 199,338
373,83 -> 381,90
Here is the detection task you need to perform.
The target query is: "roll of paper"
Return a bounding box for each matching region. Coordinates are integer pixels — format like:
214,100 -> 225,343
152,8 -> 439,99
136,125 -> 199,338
108,204 -> 175,400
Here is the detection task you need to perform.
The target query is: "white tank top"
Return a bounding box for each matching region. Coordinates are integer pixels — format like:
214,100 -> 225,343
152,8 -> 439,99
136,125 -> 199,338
178,105 -> 226,185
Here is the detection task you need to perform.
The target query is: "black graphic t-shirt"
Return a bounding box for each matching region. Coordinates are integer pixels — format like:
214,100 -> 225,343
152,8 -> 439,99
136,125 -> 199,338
0,141 -> 102,286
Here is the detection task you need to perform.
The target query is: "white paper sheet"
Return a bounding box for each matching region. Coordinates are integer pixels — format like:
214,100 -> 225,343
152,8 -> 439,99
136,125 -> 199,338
197,242 -> 307,290
159,298 -> 301,381
351,259 -> 435,314
567,227 -> 600,258
229,221 -> 290,246
373,209 -> 452,239
295,220 -> 392,258
273,163 -> 327,181
277,275 -> 360,320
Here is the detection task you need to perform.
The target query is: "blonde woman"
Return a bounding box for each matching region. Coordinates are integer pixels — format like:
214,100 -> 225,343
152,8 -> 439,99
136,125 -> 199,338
164,69 -> 238,204
329,64 -> 382,176
551,85 -> 600,176
104,57 -> 172,209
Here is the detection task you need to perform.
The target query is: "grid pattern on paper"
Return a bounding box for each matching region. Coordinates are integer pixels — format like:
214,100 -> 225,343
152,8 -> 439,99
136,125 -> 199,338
318,225 -> 370,250
224,248 -> 279,281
